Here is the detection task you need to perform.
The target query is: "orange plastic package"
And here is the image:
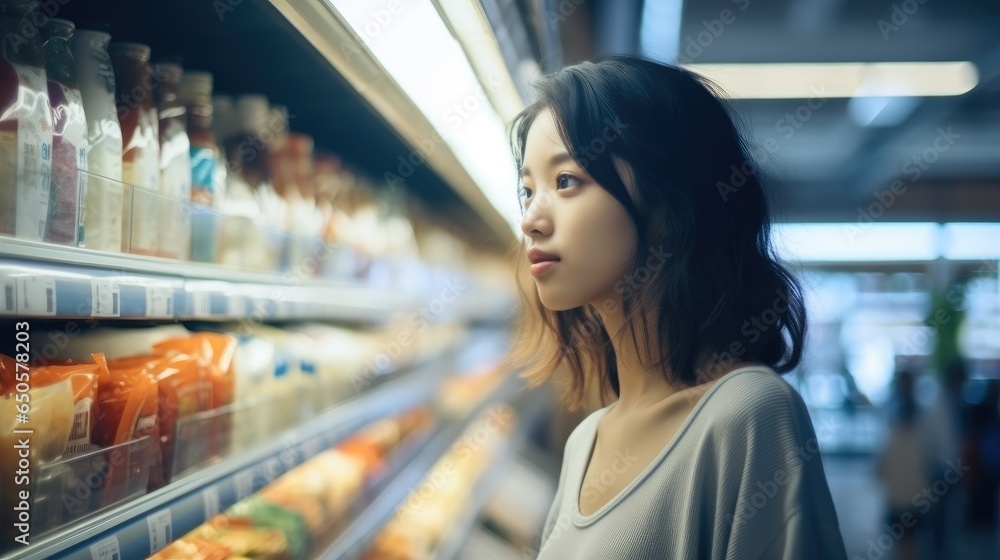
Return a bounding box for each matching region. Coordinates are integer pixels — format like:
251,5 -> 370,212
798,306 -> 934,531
97,354 -> 162,502
0,354 -> 78,461
153,333 -> 237,468
1,354 -> 77,547
28,353 -> 109,456
153,332 -> 238,409
151,352 -> 204,486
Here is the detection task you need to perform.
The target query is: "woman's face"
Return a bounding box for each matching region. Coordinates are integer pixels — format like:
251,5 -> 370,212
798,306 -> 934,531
519,109 -> 637,311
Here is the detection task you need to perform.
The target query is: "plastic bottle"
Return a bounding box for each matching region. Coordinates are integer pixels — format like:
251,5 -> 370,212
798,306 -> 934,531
70,27 -> 123,252
0,0 -> 54,241
153,61 -> 192,259
42,17 -> 87,246
109,42 -> 159,254
235,95 -> 283,271
180,71 -> 223,263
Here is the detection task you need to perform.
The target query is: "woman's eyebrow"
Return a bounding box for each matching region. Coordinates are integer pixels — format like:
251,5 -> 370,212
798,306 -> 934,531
519,151 -> 574,178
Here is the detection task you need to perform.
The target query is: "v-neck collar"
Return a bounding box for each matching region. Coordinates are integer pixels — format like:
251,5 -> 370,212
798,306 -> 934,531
571,366 -> 770,526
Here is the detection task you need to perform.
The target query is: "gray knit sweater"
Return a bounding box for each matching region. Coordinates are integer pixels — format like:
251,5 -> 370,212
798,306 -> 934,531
536,367 -> 847,559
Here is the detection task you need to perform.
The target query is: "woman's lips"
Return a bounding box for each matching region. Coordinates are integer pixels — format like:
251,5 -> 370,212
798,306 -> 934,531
530,259 -> 559,277
527,248 -> 560,278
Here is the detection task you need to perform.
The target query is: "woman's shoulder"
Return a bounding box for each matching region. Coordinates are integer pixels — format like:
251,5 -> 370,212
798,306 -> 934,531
701,364 -> 811,432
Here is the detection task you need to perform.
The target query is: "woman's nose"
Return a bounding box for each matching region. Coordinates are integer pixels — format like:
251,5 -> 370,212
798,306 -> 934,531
520,196 -> 553,238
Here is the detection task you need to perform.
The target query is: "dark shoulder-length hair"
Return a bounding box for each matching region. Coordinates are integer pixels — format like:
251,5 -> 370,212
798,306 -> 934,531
505,55 -> 806,410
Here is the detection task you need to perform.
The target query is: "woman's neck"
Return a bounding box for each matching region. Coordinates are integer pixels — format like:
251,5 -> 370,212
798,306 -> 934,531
598,302 -> 681,411
597,301 -> 758,414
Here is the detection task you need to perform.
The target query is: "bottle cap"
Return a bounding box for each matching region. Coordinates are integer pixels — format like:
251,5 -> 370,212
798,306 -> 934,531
108,41 -> 151,62
237,94 -> 270,135
153,62 -> 183,85
180,71 -> 213,104
43,17 -> 75,37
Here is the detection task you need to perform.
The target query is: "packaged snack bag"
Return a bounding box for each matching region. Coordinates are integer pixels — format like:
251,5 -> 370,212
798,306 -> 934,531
99,354 -> 162,497
151,351 -> 203,485
0,354 -> 78,461
28,353 -> 108,456
154,332 -> 237,410
154,332 -> 238,466
0,354 -> 75,545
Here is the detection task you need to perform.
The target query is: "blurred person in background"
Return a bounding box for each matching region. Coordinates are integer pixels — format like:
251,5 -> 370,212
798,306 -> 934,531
964,379 -> 1000,533
922,360 -> 968,558
877,368 -> 927,560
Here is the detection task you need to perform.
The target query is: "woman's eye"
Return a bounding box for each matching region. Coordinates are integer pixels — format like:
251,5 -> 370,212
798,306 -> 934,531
556,174 -> 581,190
518,186 -> 532,203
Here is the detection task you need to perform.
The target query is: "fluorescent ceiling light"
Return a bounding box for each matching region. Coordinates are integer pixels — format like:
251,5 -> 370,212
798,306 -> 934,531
432,0 -> 525,124
773,222 -> 940,262
331,0 -> 522,233
685,62 -> 979,99
942,223 -> 1000,261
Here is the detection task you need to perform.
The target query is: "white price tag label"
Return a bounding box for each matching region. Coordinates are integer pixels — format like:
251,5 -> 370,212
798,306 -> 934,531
190,291 -> 211,317
89,536 -> 121,560
91,278 -> 121,317
145,286 -> 174,318
146,509 -> 173,553
226,294 -> 244,317
202,486 -> 221,519
235,469 -> 255,501
17,276 -> 56,316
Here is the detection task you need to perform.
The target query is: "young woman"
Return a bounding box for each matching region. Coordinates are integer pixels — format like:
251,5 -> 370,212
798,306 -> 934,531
507,56 -> 847,559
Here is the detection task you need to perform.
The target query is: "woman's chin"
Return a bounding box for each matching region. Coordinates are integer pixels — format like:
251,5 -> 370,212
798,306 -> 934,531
538,292 -> 583,312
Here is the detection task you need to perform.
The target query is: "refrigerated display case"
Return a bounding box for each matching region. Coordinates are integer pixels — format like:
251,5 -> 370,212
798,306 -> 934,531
0,1 -> 534,558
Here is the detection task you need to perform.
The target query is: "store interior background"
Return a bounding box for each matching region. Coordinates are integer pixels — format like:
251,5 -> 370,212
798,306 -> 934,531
536,0 -> 1000,558
1,0 -> 998,558
584,0 -> 1000,559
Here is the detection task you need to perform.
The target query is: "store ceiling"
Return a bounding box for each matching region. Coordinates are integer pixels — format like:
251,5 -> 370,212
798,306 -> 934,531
537,0 -> 1000,222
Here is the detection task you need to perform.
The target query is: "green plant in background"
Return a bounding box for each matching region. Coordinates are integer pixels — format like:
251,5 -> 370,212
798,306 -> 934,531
928,284 -> 966,379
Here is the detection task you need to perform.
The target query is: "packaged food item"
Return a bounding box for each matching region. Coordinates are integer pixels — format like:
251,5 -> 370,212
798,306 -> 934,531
235,325 -> 315,424
181,71 -> 224,263
110,41 -> 159,254
285,133 -> 326,270
190,516 -> 290,560
228,332 -> 278,451
0,354 -> 75,462
153,333 -> 237,475
153,60 -> 192,259
154,331 -> 237,409
98,354 -> 161,493
27,353 -> 108,456
71,28 -> 123,252
305,450 -> 367,517
0,0 -> 54,241
149,352 -> 202,486
233,95 -> 284,271
228,496 -> 310,560
146,534 -> 232,560
42,17 -> 88,246
202,332 -> 237,409
289,323 -> 373,406
0,360 -> 74,546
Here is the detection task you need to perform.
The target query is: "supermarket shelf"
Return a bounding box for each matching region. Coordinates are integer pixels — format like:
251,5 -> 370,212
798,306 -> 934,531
0,239 -> 459,323
433,388 -> 549,560
269,0 -> 516,245
0,239 -> 513,323
320,372 -> 527,560
3,352 -> 455,560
